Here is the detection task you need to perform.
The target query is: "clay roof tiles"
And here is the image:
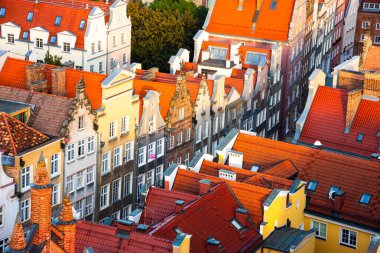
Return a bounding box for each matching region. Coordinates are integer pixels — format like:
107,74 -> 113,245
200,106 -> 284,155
260,159 -> 298,179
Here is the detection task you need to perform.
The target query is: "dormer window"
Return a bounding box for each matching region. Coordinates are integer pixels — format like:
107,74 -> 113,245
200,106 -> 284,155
356,133 -> 364,142
27,12 -> 34,21
50,36 -> 57,44
63,42 -> 70,52
270,0 -> 277,9
245,52 -> 267,65
209,46 -> 228,60
22,31 -> 29,40
0,8 -> 6,17
79,20 -> 86,30
55,16 -> 62,26
307,181 -> 318,191
359,193 -> 371,205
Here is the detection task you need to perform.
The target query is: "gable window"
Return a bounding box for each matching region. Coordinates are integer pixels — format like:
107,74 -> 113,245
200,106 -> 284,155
209,46 -> 228,60
359,193 -> 371,204
157,138 -> 164,157
21,165 -> 32,192
63,42 -> 70,52
121,115 -> 129,134
50,153 -> 60,177
100,184 -> 110,209
356,133 -> 364,142
125,141 -> 133,162
27,12 -> 34,21
55,16 -> 62,26
87,136 -> 95,154
112,178 -> 121,203
21,199 -> 30,222
311,220 -> 327,239
114,146 -> 122,168
7,34 -> 14,44
307,181 -> 318,191
179,107 -> 185,120
0,8 -> 6,17
340,228 -> 357,248
50,36 -> 57,44
101,152 -> 110,174
124,172 -> 133,196
22,31 -> 29,40
78,116 -> 84,130
79,20 -> 86,30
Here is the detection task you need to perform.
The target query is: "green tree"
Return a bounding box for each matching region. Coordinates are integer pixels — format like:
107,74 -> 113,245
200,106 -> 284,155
44,51 -> 62,66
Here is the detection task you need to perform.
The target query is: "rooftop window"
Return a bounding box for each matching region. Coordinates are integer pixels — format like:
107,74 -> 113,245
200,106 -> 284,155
55,16 -> 62,26
50,36 -> 57,44
27,12 -> 34,21
356,133 -> 364,142
0,8 -> 5,17
231,219 -> 244,231
270,0 -> 277,9
245,52 -> 267,65
307,181 -> 318,191
359,193 -> 371,204
79,20 -> 86,30
22,31 -> 29,40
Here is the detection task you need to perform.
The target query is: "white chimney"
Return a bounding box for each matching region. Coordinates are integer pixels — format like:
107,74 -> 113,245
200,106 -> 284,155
127,209 -> 142,223
228,150 -> 243,168
202,50 -> 210,62
219,169 -> 236,181
226,60 -> 231,68
233,54 -> 240,65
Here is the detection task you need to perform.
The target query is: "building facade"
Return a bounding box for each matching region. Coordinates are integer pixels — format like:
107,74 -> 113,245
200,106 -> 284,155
340,0 -> 360,62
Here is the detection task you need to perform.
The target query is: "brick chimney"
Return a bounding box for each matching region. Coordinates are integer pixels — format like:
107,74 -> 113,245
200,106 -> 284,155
206,237 -> 224,253
26,63 -> 48,93
363,72 -> 380,97
333,190 -> 346,212
345,89 -> 362,133
31,152 -> 53,247
51,67 -> 66,96
56,193 -> 76,253
235,208 -> 248,227
199,179 -> 212,195
9,214 -> 27,252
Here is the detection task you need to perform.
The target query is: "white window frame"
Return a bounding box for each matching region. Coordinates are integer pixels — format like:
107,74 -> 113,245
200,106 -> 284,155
340,228 -> 357,248
52,183 -> 60,206
177,132 -> 183,145
169,134 -> 174,149
148,142 -> 156,161
179,107 -> 185,120
85,195 -> 93,216
50,153 -> 60,177
78,139 -> 85,158
122,205 -> 132,220
67,143 -> 75,162
63,42 -> 70,52
78,115 -> 84,130
186,128 -> 191,141
157,138 -> 164,157
21,199 -> 30,222
76,170 -> 85,190
155,165 -> 163,186
125,141 -> 133,162
121,115 -> 129,134
138,146 -> 147,166
21,165 -> 32,192
101,152 -> 111,174
203,122 -> 208,139
100,184 -> 110,210
311,220 -> 327,239
114,146 -> 122,168
36,38 -> 43,48
87,135 -> 95,154
109,121 -> 117,139
196,125 -> 202,143
86,166 -> 94,185
0,205 -> 4,227
184,153 -> 189,166
147,169 -> 154,188
66,175 -> 74,193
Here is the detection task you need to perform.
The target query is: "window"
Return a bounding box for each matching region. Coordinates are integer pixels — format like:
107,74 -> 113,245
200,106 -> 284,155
148,115 -> 155,132
100,184 -> 110,209
184,153 -> 189,166
231,219 -> 244,230
362,21 -> 370,29
213,117 -> 218,134
122,205 -> 132,220
360,34 -> 365,42
176,156 -> 181,164
124,173 -> 133,196
112,178 -> 121,203
220,113 -> 225,129
125,141 -> 133,162
21,166 -> 32,192
0,238 -> 8,253
78,115 -> 84,130
0,205 -> 4,227
270,0 -> 277,9
179,107 -> 185,120
196,125 -> 202,143
374,36 -> 380,44
78,139 -> 85,158
169,134 -> 174,149
155,165 -> 163,186
27,12 -> 34,21
114,146 -> 122,168
99,62 -> 103,73
91,43 -> 95,53
186,128 -> 191,141
121,116 -> 129,134
245,52 -> 267,65
121,33 -> 125,44
76,170 -> 84,189
153,139 -> 163,158
63,42 -> 70,52
85,195 -> 93,216
307,181 -> 318,191
123,53 -> 127,64
50,36 -> 56,44
137,174 -> 145,199
359,193 -> 371,204
376,23 -> 380,30
22,31 -> 29,40
0,8 -> 6,17
88,136 -> 95,154
102,152 -> 110,174
35,38 -> 43,48
7,34 -> 14,44
98,40 -> 101,51
113,35 -> 116,46
79,20 -> 86,29
177,132 -> 183,145
210,46 -> 228,60
340,228 -> 357,248
86,167 -> 94,184
138,147 -> 146,166
356,133 -> 364,142
52,184 -> 60,206
21,199 -> 30,222
51,153 -> 60,176
203,122 -> 208,139
147,170 -> 154,188
109,121 -> 116,139
90,65 -> 94,72
312,221 -> 327,239
66,175 -> 74,193
55,16 -> 62,26
148,142 -> 156,161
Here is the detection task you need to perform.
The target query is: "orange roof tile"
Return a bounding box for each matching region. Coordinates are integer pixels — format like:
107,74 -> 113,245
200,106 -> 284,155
299,86 -> 380,158
260,160 -> 298,179
0,112 -> 49,156
0,0 -> 109,49
183,62 -> 198,72
206,0 -> 295,42
363,45 -> 380,71
233,132 -> 380,230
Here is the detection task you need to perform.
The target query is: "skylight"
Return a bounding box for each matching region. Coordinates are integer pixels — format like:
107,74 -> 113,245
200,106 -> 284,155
27,12 -> 34,21
231,219 -> 243,231
359,193 -> 371,204
0,8 -> 5,17
22,31 -> 29,40
55,16 -> 62,26
356,133 -> 364,142
50,36 -> 57,44
307,181 -> 318,191
270,0 -> 277,9
79,20 -> 86,30
330,186 -> 340,192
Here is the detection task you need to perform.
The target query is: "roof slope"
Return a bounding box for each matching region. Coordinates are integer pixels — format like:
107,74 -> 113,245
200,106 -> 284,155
0,0 -> 108,49
233,132 -> 380,231
299,86 -> 380,158
140,187 -> 199,226
0,86 -> 72,136
206,0 -> 295,42
151,183 -> 262,253
0,112 -> 49,156
261,160 -> 298,179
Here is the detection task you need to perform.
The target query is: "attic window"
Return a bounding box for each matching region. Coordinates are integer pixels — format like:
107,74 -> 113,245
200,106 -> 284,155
270,0 -> 277,9
356,133 -> 364,142
79,20 -> 86,30
27,12 -> 34,21
359,193 -> 371,205
245,52 -> 267,65
0,8 -> 5,17
22,31 -> 29,40
231,219 -> 244,231
55,16 -> 62,26
307,181 -> 318,191
50,36 -> 57,44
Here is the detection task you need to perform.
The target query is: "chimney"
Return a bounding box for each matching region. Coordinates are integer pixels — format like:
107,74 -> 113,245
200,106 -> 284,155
363,72 -> 380,97
127,209 -> 142,223
206,237 -> 224,253
26,63 -> 48,93
199,179 -> 212,195
233,54 -> 240,65
359,33 -> 372,71
175,200 -> 185,213
228,150 -> 243,168
235,208 -> 248,227
218,169 -> 236,181
345,89 -> 362,133
142,67 -> 158,81
225,60 -> 231,68
334,190 -> 345,212
51,67 -> 66,96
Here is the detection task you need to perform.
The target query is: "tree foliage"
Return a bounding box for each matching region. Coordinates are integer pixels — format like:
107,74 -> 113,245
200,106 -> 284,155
127,0 -> 207,72
44,51 -> 62,66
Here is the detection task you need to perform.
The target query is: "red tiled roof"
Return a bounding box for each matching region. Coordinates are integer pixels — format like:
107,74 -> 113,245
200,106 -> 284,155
75,221 -> 173,253
0,112 -> 49,156
225,77 -> 244,95
140,187 -> 199,225
0,0 -> 109,49
363,46 -> 380,71
183,62 -> 198,72
206,0 -> 295,42
233,132 -> 380,230
151,183 -> 263,253
260,160 -> 298,179
299,86 -> 380,158
172,169 -> 271,227
0,58 -> 105,110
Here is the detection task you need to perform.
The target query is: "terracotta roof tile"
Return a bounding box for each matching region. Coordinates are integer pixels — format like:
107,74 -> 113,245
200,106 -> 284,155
260,160 -> 298,179
233,132 -> 380,230
0,112 -> 49,156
